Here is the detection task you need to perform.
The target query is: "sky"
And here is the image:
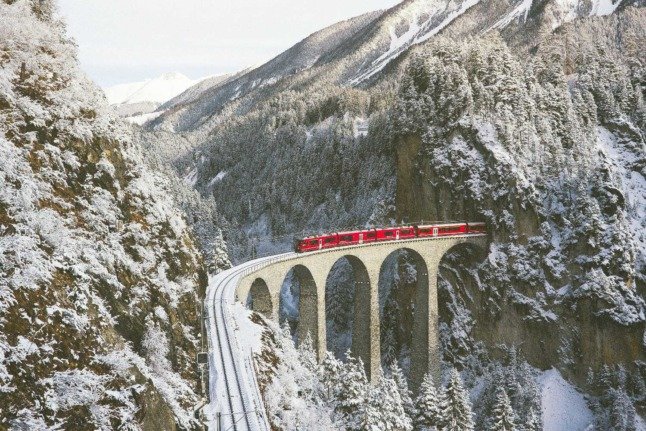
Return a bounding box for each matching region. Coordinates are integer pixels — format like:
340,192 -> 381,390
57,0 -> 401,87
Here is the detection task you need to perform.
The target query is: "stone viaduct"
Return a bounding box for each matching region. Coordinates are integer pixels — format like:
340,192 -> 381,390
235,234 -> 487,389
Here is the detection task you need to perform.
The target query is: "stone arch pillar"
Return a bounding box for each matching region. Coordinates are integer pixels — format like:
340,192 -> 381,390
249,278 -> 273,318
410,254 -> 438,393
289,265 -> 320,351
376,248 -> 436,391
325,255 -> 380,382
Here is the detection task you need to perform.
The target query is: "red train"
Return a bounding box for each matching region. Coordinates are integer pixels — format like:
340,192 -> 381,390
294,222 -> 486,253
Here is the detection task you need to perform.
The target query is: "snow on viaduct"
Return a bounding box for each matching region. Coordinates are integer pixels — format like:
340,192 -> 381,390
235,234 -> 488,389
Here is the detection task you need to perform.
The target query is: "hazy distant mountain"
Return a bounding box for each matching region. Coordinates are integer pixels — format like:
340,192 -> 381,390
104,72 -> 210,124
105,72 -> 198,105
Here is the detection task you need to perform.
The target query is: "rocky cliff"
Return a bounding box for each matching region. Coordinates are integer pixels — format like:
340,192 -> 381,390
0,1 -> 209,428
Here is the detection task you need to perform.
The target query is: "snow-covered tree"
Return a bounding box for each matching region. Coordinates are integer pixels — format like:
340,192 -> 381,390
525,407 -> 541,431
608,388 -> 637,431
334,351 -> 369,427
358,376 -> 413,431
489,388 -> 517,431
415,371 -> 442,430
298,332 -> 318,373
320,352 -> 344,401
389,361 -> 416,420
439,368 -> 475,431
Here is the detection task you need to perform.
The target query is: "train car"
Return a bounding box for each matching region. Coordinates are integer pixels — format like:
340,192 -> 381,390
294,222 -> 485,253
417,223 -> 468,238
294,236 -> 321,253
337,231 -> 361,247
374,226 -> 416,242
467,222 -> 486,233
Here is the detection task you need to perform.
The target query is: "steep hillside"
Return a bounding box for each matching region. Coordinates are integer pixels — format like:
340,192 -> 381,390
0,1 -> 213,428
390,8 -> 645,383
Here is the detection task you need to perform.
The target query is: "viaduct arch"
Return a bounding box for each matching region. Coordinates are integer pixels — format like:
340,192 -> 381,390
236,234 -> 487,389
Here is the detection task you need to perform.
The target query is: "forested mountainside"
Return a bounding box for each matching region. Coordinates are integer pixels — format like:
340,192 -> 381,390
0,1 -> 219,429
391,2 -> 645,389
137,0 -> 645,426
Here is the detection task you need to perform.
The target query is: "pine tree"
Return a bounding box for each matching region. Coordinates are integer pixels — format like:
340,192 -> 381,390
335,351 -> 369,427
608,388 -> 637,431
319,352 -> 343,401
439,368 -> 475,431
415,372 -> 442,430
489,388 -> 517,431
389,361 -> 416,420
356,376 -> 414,431
298,332 -> 317,373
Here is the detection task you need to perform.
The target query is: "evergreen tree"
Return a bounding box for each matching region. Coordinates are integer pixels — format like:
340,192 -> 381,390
358,376 -> 413,431
335,351 -> 369,427
439,368 -> 475,431
608,388 -> 637,431
319,352 -> 343,401
389,361 -> 416,420
489,388 -> 517,431
298,332 -> 318,373
415,372 -> 442,430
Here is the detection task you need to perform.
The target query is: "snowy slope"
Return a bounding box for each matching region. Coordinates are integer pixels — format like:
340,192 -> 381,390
104,72 -> 199,105
0,2 -> 208,427
540,369 -> 594,431
348,0 -> 482,85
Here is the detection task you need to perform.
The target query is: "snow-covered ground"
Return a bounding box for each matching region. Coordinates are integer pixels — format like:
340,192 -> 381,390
540,369 -> 594,431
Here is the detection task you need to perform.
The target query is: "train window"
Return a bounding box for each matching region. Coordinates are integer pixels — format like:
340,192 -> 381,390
309,240 -> 318,246
402,229 -> 410,235
341,235 -> 353,242
385,231 -> 393,237
325,237 -> 335,243
367,232 -> 376,238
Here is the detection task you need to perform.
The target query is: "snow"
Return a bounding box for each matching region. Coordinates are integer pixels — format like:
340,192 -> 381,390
539,369 -> 594,431
204,258 -> 275,431
207,171 -> 227,187
232,302 -> 264,353
126,110 -> 165,125
490,0 -> 534,30
104,72 -> 199,105
350,0 -> 481,85
596,126 -> 646,272
590,0 -> 623,16
184,167 -> 199,187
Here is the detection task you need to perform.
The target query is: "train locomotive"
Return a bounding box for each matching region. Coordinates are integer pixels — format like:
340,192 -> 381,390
294,222 -> 486,253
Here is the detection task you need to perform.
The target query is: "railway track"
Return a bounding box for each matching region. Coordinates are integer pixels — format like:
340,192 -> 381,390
206,259 -> 275,431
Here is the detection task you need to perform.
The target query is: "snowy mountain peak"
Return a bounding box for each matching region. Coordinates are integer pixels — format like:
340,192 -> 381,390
159,71 -> 190,81
104,72 -> 198,105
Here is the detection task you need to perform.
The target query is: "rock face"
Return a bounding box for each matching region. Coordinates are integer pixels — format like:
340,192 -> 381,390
0,1 -> 208,428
